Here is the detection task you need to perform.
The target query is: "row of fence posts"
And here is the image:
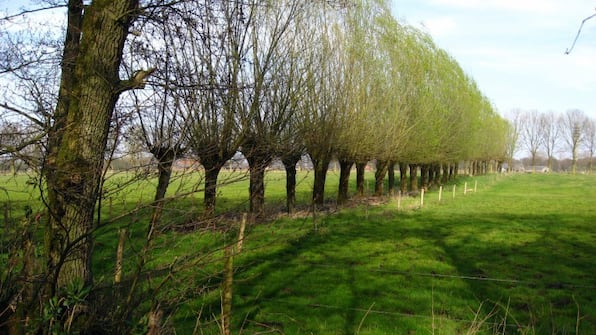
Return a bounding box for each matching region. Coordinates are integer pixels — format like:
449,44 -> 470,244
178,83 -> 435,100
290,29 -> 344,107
395,180 -> 478,210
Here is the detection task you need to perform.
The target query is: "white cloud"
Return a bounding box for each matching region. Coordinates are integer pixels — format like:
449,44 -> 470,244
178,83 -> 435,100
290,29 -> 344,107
430,0 -> 560,14
421,17 -> 458,37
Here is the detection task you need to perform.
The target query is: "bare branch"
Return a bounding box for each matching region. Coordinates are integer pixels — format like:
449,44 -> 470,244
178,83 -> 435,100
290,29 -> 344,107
0,102 -> 47,128
0,4 -> 66,22
565,10 -> 596,54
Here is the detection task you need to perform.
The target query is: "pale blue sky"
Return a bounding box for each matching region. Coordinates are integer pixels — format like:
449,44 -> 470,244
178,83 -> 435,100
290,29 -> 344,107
3,1 -> 595,118
391,0 -> 596,118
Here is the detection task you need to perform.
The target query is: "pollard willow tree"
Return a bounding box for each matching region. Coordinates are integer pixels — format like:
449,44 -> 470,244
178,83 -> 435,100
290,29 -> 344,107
334,0 -> 397,201
300,1 -> 349,207
123,6 -> 192,225
174,0 -> 247,217
237,1 -> 308,217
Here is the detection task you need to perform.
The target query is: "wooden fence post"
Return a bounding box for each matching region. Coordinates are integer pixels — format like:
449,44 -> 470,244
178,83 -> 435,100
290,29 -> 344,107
115,228 -> 127,284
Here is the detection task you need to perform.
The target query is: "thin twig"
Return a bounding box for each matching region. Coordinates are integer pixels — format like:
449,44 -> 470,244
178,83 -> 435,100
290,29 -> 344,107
565,10 -> 596,54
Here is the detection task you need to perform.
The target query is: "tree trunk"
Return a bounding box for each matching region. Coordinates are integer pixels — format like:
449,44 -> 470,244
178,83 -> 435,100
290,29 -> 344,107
427,164 -> 435,188
432,164 -> 441,186
441,163 -> 449,184
43,0 -> 138,291
420,164 -> 429,190
399,162 -> 408,194
387,161 -> 395,195
374,160 -> 389,196
312,156 -> 330,206
282,155 -> 301,214
338,160 -> 353,205
151,148 -> 176,227
203,163 -> 224,217
409,164 -> 418,192
355,162 -> 366,196
246,154 -> 272,218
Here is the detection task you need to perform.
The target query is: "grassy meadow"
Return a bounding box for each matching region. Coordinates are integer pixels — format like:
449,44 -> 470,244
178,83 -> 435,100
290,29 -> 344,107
1,171 -> 595,334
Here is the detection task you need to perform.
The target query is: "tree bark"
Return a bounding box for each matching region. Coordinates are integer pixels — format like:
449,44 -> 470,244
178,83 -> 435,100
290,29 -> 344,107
43,0 -> 139,291
374,160 -> 389,196
311,156 -> 330,206
355,162 -> 366,196
338,160 -> 353,204
150,147 -> 176,227
409,164 -> 418,192
387,161 -> 395,195
282,155 -> 301,214
203,163 -> 224,218
441,163 -> 449,184
420,164 -> 429,190
399,162 -> 408,194
246,154 -> 272,218
432,164 -> 441,187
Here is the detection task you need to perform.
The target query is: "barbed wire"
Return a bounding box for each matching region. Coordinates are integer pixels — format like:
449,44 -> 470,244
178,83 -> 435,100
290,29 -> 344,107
238,294 -> 522,330
286,261 -> 596,290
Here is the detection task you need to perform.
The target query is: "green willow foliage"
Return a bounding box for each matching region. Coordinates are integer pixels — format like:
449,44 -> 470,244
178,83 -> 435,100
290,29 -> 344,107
309,0 -> 510,165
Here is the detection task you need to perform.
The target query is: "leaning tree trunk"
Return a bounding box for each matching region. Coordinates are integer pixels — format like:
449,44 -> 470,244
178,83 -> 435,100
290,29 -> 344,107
337,160 -> 353,205
202,162 -> 225,218
311,155 -> 330,207
43,0 -> 139,291
150,147 -> 176,227
374,160 -> 389,196
355,162 -> 366,196
282,154 -> 301,214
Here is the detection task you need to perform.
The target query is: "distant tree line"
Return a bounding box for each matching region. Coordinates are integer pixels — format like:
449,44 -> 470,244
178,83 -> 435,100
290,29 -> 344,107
509,109 -> 595,173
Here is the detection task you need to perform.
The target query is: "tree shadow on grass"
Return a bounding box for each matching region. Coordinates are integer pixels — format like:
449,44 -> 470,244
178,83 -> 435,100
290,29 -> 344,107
187,207 -> 596,334
424,211 -> 596,334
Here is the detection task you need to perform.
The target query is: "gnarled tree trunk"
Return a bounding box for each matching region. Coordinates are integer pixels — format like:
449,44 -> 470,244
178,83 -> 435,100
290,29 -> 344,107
43,0 -> 139,291
338,160 -> 353,205
374,160 -> 389,196
409,164 -> 418,193
420,164 -> 429,190
282,154 -> 301,214
387,161 -> 395,195
246,154 -> 272,218
150,147 -> 176,227
399,162 -> 408,194
311,155 -> 330,207
355,162 -> 366,196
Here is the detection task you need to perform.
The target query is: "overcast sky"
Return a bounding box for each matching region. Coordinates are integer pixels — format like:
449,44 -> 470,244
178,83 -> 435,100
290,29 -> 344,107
391,0 -> 596,118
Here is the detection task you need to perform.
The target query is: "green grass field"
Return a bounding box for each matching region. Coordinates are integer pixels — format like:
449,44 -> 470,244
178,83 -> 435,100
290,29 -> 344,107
1,172 -> 595,334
